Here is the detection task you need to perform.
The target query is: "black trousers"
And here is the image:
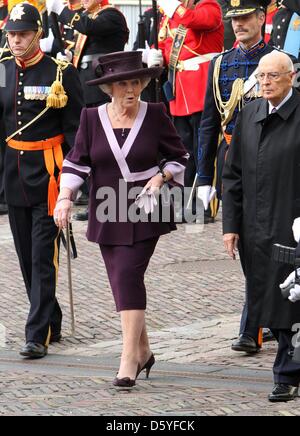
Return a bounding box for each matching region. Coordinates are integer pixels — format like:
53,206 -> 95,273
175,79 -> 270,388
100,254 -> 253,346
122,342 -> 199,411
271,329 -> 300,387
238,242 -> 260,343
173,112 -> 202,190
0,141 -> 5,204
173,112 -> 214,218
8,203 -> 62,345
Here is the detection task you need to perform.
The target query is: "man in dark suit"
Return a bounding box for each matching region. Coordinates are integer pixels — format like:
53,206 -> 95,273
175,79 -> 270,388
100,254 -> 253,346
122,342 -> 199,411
1,3 -> 83,358
223,50 -> 300,402
197,0 -> 274,354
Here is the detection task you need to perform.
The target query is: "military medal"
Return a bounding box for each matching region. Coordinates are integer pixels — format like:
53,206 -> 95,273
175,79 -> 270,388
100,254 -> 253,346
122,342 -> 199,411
24,86 -> 51,101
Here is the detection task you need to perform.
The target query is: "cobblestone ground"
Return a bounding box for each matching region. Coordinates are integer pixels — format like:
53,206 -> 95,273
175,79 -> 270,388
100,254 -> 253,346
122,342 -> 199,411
0,208 -> 300,416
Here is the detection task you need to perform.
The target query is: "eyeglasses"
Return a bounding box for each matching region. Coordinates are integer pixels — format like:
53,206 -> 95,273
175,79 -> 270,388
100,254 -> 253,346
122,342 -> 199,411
255,71 -> 292,81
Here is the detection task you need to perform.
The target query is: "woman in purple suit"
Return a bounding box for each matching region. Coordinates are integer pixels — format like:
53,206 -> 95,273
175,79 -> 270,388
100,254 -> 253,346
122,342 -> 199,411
54,51 -> 188,388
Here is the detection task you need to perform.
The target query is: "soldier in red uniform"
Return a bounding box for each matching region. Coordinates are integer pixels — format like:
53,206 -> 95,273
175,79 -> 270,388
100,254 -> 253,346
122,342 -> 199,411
148,0 -> 224,221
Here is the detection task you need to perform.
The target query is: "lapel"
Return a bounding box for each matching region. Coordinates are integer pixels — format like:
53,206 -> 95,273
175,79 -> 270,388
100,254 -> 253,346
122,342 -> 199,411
254,89 -> 300,123
251,90 -> 300,159
98,101 -> 158,182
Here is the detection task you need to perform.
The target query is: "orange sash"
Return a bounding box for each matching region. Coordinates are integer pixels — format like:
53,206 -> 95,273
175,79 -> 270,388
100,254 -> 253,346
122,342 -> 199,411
7,134 -> 64,216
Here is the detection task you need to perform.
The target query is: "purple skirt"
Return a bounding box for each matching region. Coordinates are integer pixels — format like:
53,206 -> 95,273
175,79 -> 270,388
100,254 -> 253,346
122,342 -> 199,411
100,237 -> 159,312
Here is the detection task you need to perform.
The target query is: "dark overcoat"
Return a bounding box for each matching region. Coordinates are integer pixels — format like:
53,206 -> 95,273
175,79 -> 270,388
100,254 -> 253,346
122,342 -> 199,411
222,90 -> 300,329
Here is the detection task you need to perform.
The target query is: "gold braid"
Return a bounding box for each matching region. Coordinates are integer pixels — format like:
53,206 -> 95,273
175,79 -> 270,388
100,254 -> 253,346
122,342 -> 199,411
213,55 -> 244,127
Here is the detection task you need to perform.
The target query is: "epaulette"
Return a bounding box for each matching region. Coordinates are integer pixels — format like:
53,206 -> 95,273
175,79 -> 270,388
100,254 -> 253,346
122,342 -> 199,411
51,57 -> 70,71
218,47 -> 236,58
0,55 -> 13,63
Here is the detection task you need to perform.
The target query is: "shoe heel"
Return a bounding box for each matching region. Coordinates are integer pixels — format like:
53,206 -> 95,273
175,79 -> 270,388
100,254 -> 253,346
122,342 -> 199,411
145,354 -> 155,379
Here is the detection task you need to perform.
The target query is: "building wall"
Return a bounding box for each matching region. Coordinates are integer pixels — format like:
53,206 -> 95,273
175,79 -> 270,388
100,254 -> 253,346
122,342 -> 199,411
113,0 -> 152,50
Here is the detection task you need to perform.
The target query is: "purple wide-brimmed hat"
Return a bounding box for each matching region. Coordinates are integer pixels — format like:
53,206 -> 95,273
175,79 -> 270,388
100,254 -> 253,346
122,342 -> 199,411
86,51 -> 163,86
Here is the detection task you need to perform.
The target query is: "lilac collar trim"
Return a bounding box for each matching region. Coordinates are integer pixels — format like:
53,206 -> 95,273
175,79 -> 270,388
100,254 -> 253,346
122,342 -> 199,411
98,102 -> 159,182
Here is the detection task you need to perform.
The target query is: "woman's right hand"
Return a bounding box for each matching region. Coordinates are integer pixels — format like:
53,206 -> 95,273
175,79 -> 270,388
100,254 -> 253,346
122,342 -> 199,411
54,198 -> 72,229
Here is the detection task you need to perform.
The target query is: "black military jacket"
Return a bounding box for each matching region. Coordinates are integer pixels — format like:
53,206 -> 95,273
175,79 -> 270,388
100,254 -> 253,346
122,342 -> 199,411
58,6 -> 129,105
0,54 -> 83,207
270,0 -> 300,60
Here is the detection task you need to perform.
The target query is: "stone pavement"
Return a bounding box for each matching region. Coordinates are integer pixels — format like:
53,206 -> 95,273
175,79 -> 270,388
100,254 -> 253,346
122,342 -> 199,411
0,210 -> 300,416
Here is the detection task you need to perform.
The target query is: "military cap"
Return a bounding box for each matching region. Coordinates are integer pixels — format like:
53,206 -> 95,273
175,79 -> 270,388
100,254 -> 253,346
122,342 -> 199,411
6,2 -> 42,32
225,0 -> 271,18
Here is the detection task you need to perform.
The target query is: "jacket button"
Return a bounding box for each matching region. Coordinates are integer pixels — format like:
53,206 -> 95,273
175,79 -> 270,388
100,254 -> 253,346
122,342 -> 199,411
18,121 -> 22,125
17,101 -> 21,105
20,151 -> 24,155
19,73 -> 24,77
19,82 -> 22,86
17,111 -> 21,116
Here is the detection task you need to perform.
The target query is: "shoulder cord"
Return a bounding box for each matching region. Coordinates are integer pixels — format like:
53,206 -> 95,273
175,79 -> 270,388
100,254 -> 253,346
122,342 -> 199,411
6,62 -> 67,142
212,55 -> 244,127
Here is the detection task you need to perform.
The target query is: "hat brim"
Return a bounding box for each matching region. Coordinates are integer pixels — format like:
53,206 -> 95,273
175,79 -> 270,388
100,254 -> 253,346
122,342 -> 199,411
86,66 -> 163,87
225,7 -> 257,17
5,22 -> 39,31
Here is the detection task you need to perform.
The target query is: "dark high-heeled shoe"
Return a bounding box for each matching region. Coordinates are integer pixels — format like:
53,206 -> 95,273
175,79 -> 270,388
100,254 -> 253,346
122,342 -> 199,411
113,376 -> 136,388
113,363 -> 141,388
137,353 -> 155,379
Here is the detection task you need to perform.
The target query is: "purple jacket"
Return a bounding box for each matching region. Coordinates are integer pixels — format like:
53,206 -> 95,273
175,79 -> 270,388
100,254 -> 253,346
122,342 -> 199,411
61,102 -> 188,245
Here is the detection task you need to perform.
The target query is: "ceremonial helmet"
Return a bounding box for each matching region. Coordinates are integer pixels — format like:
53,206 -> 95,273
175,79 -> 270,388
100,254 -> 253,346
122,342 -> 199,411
225,0 -> 271,18
5,2 -> 42,32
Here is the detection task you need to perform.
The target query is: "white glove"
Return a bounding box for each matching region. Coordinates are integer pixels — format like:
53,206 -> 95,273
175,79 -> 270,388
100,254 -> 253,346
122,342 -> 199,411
40,31 -> 54,53
137,41 -> 151,64
289,284 -> 300,303
56,50 -> 73,62
279,269 -> 300,302
292,217 -> 300,243
197,185 -> 216,210
157,0 -> 181,18
147,48 -> 164,68
135,187 -> 158,215
46,0 -> 65,15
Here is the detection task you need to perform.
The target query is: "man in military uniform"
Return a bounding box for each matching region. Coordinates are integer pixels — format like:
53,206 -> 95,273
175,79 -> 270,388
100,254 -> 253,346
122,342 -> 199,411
197,0 -> 275,354
0,3 -> 83,358
46,0 -> 129,221
270,0 -> 300,60
147,0 -> 224,222
46,0 -> 129,107
40,0 -> 83,58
